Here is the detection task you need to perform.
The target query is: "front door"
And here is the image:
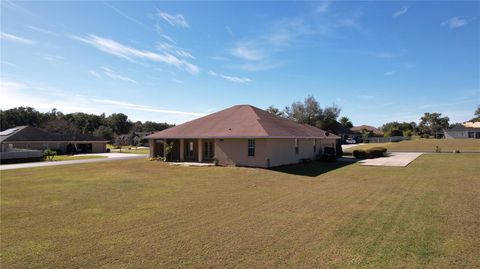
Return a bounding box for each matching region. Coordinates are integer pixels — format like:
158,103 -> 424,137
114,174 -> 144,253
203,140 -> 214,161
184,140 -> 197,161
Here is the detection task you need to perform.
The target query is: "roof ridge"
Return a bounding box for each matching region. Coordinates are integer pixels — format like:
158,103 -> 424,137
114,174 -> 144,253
248,106 -> 271,137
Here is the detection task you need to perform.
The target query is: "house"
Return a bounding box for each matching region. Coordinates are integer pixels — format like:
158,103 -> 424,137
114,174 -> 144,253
349,125 -> 384,137
147,105 -> 339,168
0,126 -> 108,154
444,122 -> 480,139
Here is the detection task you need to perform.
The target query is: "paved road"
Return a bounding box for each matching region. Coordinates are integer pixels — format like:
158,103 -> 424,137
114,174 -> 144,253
0,153 -> 147,171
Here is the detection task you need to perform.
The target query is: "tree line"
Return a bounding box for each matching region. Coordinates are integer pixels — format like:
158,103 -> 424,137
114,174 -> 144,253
266,97 -> 480,139
0,107 -> 173,141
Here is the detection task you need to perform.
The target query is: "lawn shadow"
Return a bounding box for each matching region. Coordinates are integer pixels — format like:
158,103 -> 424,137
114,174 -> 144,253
270,160 -> 356,177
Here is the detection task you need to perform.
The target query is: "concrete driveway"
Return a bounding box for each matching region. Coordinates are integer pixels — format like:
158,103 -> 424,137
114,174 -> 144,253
358,152 -> 423,167
0,153 -> 147,171
342,143 -> 366,150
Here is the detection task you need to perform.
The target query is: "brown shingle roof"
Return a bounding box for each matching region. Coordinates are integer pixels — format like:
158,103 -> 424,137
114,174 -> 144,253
0,126 -> 107,143
350,125 -> 384,136
148,105 -> 339,139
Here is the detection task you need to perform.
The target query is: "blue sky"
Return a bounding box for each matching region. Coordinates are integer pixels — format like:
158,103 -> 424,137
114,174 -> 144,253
1,1 -> 479,126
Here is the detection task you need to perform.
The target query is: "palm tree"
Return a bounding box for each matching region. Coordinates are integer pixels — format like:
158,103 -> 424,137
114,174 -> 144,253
339,116 -> 353,128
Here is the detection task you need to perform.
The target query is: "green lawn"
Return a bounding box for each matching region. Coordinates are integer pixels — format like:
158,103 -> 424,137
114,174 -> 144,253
345,139 -> 480,152
48,155 -> 107,161
107,144 -> 150,154
1,154 -> 479,268
111,148 -> 150,154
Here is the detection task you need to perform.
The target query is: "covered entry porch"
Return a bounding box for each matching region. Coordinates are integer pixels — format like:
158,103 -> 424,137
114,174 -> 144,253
150,138 -> 215,162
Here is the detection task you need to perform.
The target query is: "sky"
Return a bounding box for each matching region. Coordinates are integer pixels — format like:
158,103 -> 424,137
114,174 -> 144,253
1,1 -> 479,127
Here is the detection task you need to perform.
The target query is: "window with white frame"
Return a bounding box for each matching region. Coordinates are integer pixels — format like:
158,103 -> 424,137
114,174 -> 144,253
295,138 -> 299,154
248,139 -> 255,156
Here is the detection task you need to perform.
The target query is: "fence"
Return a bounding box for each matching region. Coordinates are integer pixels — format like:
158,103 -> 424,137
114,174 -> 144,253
366,136 -> 411,143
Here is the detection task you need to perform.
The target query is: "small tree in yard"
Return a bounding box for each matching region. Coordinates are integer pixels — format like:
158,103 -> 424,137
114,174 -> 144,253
43,149 -> 57,161
164,142 -> 173,161
114,134 -> 128,152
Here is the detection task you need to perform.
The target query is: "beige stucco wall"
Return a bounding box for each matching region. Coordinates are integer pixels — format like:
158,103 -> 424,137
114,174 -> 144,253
91,142 -> 107,153
214,138 -> 268,167
214,138 -> 338,168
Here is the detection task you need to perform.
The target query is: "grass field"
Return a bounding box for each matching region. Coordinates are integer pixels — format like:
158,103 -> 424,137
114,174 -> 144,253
48,155 -> 107,161
1,154 -> 479,268
107,145 -> 150,155
345,139 -> 480,152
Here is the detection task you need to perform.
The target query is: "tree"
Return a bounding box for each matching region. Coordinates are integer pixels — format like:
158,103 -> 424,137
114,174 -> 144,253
381,121 -> 417,137
40,118 -> 79,135
282,95 -> 342,132
106,113 -> 132,135
419,112 -> 449,138
339,116 -> 353,128
113,134 -> 129,152
93,126 -> 114,141
265,105 -> 284,117
471,105 -> 480,122
0,107 -> 46,131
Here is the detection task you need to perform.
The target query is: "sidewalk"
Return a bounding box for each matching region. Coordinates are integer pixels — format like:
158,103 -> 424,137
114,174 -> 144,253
0,153 -> 147,171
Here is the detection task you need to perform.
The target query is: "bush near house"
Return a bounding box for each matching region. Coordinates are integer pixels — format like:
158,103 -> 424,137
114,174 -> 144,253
353,147 -> 387,159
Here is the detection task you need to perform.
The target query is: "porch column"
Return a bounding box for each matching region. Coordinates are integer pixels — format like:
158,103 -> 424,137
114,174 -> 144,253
198,138 -> 203,162
163,139 -> 167,158
179,139 -> 184,161
149,140 -> 154,157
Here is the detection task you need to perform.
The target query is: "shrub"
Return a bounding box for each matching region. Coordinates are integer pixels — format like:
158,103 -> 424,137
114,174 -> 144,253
353,147 -> 387,159
149,155 -> 166,162
43,149 -> 57,161
322,147 -> 337,161
366,147 -> 387,158
353,149 -> 367,159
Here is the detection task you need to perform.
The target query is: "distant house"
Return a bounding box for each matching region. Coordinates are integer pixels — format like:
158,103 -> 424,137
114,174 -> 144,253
444,122 -> 480,139
147,105 -> 339,168
349,125 -> 384,137
0,126 -> 108,154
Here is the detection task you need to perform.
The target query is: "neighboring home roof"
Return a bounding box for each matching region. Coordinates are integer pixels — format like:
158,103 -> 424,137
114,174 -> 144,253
349,125 -> 384,136
463,121 -> 480,128
445,124 -> 480,132
148,105 -> 339,139
0,126 -> 107,143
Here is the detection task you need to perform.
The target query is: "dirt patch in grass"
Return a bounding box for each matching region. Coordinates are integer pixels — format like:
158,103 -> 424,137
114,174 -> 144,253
1,154 -> 479,268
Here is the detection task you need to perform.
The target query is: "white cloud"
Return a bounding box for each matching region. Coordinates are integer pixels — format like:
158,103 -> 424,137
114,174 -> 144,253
210,56 -> 229,61
0,79 -> 27,91
385,71 -> 395,76
225,25 -> 233,36
88,70 -> 101,78
231,43 -> 265,61
69,34 -> 200,74
0,32 -> 35,45
104,3 -> 145,27
156,42 -> 194,59
441,17 -> 468,29
157,11 -> 189,28
26,25 -> 57,35
208,70 -> 251,84
368,51 -> 404,59
93,99 -> 206,116
161,34 -> 176,44
315,1 -> 330,14
101,67 -> 137,83
392,6 -> 409,18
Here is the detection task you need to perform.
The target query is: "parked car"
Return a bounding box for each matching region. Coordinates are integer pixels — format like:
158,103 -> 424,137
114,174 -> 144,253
346,138 -> 357,144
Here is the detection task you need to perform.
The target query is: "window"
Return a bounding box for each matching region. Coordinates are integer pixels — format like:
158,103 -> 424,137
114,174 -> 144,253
295,138 -> 299,154
313,139 -> 316,152
248,139 -> 255,156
